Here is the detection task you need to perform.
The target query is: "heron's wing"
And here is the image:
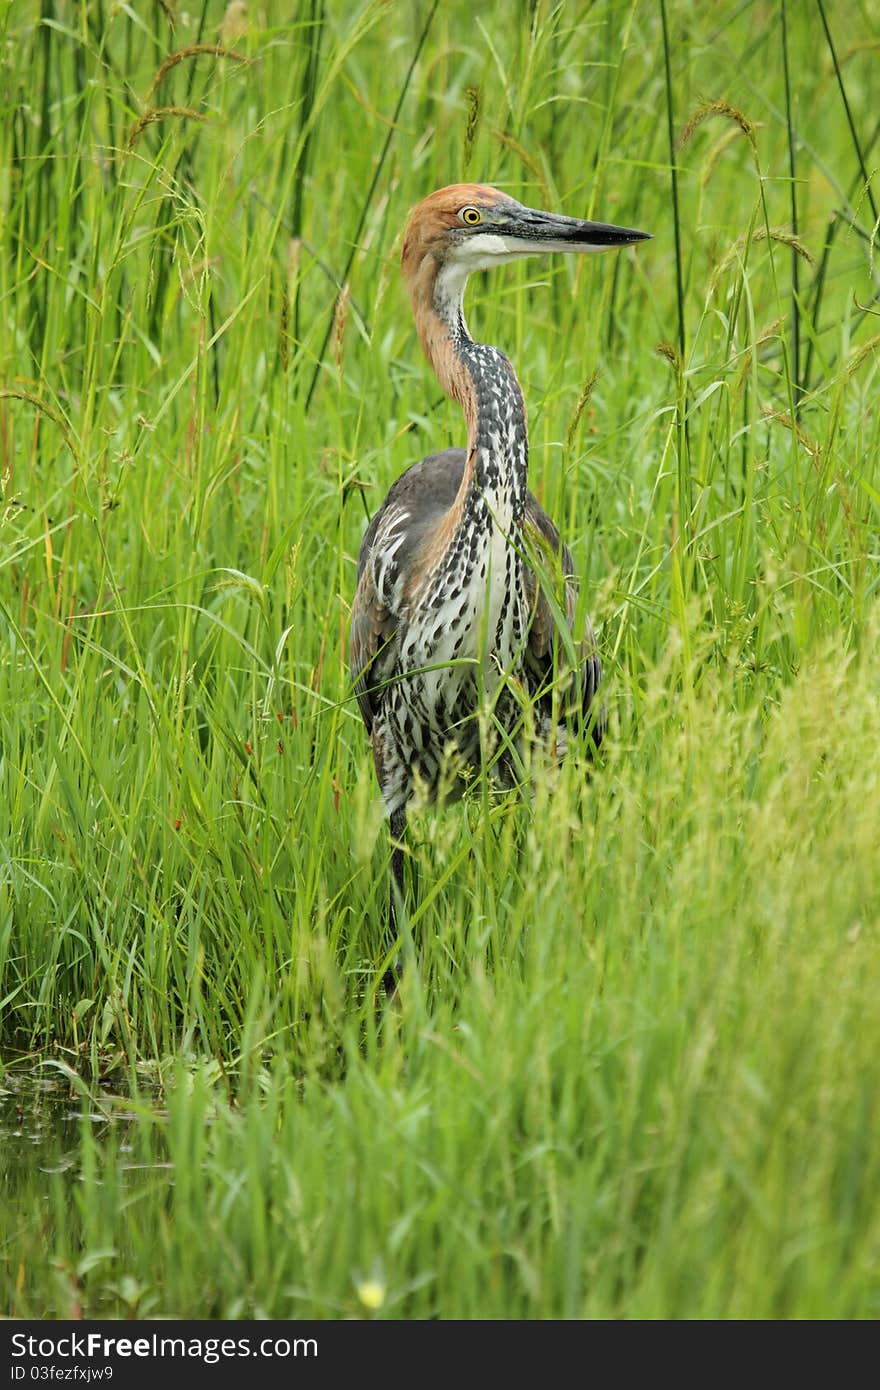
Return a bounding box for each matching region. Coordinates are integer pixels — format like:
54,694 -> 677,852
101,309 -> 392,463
523,492 -> 604,744
350,563 -> 397,732
350,448 -> 468,731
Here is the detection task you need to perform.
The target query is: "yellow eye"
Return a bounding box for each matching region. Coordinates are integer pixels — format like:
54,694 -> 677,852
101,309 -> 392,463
460,206 -> 482,226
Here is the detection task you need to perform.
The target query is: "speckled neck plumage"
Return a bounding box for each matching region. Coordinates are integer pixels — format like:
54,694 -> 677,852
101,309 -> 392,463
414,338 -> 529,683
460,339 -> 528,514
408,262 -> 531,597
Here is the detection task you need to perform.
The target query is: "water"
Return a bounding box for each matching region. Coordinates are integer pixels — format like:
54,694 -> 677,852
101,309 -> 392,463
1,1068 -> 86,1185
1,1061 -> 168,1208
1,1060 -> 173,1315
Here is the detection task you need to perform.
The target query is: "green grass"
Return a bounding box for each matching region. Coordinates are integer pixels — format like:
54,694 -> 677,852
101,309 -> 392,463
1,0 -> 879,1318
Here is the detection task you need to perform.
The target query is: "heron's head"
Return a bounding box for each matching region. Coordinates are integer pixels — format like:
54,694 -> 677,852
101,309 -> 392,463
401,182 -> 650,301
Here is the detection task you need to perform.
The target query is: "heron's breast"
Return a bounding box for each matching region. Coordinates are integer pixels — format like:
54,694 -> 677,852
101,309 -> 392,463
401,521 -> 524,707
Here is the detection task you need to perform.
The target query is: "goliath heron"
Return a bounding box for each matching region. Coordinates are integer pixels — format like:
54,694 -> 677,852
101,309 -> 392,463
350,183 -> 649,976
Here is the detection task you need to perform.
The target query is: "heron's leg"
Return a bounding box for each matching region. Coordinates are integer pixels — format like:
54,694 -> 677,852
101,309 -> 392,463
383,806 -> 407,994
389,807 -> 406,922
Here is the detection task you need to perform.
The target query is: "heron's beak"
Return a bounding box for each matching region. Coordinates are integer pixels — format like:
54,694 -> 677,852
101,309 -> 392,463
500,205 -> 651,255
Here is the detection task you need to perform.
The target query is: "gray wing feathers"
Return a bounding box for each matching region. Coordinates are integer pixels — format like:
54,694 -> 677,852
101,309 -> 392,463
351,450 -> 467,731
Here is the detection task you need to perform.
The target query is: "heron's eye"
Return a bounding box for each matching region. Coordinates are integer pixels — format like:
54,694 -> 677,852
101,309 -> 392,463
459,206 -> 482,226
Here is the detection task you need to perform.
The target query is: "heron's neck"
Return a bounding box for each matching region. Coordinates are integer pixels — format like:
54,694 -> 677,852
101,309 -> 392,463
456,338 -> 528,524
412,263 -> 529,527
